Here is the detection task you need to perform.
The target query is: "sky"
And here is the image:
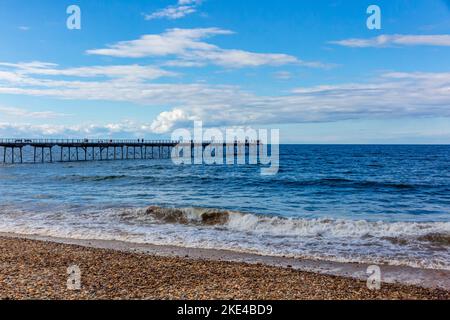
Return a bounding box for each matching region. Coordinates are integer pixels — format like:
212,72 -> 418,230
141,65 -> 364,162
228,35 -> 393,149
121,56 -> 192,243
0,0 -> 450,143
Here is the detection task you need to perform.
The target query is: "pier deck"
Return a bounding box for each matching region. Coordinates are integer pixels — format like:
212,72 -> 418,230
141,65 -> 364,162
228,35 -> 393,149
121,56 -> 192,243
0,139 -> 259,164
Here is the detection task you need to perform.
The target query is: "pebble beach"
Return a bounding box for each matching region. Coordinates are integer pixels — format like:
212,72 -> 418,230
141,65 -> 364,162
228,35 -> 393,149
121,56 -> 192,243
0,236 -> 448,300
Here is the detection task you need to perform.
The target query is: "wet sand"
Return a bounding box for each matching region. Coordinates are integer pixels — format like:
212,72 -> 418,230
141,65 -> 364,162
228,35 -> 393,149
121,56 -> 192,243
0,235 -> 448,300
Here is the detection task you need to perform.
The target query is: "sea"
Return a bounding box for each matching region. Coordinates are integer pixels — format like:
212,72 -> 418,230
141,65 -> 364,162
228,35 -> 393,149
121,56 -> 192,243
0,145 -> 449,270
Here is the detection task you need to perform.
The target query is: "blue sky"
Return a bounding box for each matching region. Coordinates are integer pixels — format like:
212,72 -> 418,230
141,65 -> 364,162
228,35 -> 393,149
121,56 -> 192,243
0,0 -> 450,143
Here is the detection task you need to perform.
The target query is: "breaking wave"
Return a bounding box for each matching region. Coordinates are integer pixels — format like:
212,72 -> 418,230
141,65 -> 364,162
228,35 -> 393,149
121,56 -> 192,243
1,205 -> 449,270
145,206 -> 230,225
143,206 -> 450,245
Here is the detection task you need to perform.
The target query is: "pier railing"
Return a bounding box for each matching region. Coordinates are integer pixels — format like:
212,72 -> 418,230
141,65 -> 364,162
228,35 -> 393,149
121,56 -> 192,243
0,138 -> 181,144
0,138 -> 261,163
0,139 -> 260,144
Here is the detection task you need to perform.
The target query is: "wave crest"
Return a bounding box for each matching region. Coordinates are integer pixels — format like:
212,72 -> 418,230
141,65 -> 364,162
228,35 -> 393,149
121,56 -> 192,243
145,206 -> 230,226
143,206 -> 450,245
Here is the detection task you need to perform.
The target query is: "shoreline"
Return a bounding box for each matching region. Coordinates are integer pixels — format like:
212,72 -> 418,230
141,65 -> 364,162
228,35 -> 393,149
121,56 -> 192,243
0,232 -> 449,299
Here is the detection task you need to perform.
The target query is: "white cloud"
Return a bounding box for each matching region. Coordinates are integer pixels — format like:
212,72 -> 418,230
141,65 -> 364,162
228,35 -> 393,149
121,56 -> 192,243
0,62 -> 176,81
145,0 -> 203,20
331,34 -> 450,47
0,105 -> 67,119
2,61 -> 450,135
150,108 -> 197,133
274,71 -> 293,80
87,28 -> 324,68
87,28 -> 232,58
147,72 -> 450,132
0,121 -> 156,138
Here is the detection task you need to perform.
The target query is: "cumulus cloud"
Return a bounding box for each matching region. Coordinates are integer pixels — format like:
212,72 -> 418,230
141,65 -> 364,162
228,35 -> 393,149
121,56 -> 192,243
87,28 -> 325,68
145,0 -> 203,20
331,34 -> 450,47
150,108 -> 197,133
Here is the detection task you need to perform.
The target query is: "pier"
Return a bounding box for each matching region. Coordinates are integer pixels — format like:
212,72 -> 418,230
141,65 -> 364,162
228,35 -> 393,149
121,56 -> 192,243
0,139 -> 260,164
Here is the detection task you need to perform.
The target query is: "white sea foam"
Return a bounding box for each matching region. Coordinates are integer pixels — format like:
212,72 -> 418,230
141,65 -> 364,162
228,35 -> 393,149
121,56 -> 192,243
143,206 -> 450,240
0,206 -> 449,270
225,211 -> 450,238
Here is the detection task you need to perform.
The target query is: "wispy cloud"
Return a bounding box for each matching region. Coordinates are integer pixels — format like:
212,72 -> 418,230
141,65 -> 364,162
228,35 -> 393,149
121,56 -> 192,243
0,121 -> 156,138
331,34 -> 450,47
273,71 -> 293,80
145,0 -> 203,20
87,28 -> 327,69
18,26 -> 30,31
0,105 -> 68,119
0,61 -> 176,81
1,60 -> 450,134
149,72 -> 450,132
87,28 -> 233,58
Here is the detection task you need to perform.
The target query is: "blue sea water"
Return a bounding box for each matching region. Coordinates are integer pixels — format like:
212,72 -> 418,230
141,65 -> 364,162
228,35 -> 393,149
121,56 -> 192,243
0,145 -> 449,269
